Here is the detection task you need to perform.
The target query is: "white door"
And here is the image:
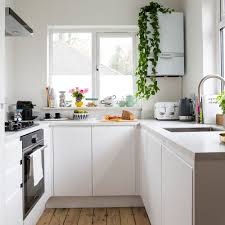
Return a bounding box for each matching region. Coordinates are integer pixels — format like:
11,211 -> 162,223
162,145 -> 193,225
92,126 -> 136,196
0,0 -> 5,224
145,132 -> 162,225
53,126 -> 92,196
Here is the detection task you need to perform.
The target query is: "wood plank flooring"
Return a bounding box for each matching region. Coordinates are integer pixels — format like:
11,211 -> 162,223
37,208 -> 150,225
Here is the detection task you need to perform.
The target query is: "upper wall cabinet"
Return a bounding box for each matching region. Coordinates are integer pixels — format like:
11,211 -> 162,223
148,12 -> 184,76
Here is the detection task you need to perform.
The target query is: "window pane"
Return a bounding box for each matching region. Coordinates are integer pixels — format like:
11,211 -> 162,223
221,28 -> 225,78
51,32 -> 92,98
99,36 -> 134,99
51,75 -> 92,100
52,33 -> 92,75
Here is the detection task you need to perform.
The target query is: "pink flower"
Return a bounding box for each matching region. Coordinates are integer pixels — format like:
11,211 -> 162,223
80,89 -> 84,94
69,89 -> 74,93
84,88 -> 89,93
75,87 -> 79,91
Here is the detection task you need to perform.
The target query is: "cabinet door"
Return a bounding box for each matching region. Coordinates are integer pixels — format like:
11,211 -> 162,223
4,139 -> 23,225
145,132 -> 162,225
162,146 -> 192,225
53,126 -> 92,196
44,127 -> 52,200
5,164 -> 23,225
92,126 -> 136,196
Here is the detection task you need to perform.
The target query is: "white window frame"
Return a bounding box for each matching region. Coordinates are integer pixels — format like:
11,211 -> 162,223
48,26 -> 137,99
218,0 -> 225,78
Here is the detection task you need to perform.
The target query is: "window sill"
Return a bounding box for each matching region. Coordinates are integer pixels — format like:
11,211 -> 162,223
42,106 -> 142,111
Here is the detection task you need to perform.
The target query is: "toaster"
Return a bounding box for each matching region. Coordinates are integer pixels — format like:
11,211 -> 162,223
154,102 -> 179,120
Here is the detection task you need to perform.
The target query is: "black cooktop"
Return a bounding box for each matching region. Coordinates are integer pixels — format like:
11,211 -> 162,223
5,121 -> 39,132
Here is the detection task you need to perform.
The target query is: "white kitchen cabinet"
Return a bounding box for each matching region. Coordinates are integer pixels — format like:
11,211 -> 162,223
44,127 -> 52,200
92,126 -> 136,196
4,139 -> 23,225
53,126 -> 92,196
162,145 -> 192,225
140,129 -> 162,225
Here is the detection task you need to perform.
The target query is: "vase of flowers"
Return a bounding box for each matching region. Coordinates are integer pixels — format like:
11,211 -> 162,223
69,87 -> 88,107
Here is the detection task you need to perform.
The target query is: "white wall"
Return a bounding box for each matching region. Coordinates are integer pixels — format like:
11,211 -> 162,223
183,0 -> 218,98
5,0 -> 16,120
11,0 -> 184,118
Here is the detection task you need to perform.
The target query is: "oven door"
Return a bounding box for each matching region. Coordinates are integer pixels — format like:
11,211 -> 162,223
23,143 -> 46,219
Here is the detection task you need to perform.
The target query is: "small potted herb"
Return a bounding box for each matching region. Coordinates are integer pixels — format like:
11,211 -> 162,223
216,91 -> 225,126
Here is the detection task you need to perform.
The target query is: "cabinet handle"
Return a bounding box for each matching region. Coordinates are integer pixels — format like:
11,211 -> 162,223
20,160 -> 22,165
20,183 -> 23,188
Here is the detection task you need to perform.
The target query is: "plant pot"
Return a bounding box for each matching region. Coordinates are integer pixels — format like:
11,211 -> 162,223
75,101 -> 84,107
223,114 -> 225,127
216,114 -> 224,126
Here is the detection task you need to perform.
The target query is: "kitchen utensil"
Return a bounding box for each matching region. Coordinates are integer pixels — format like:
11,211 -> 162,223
101,95 -> 116,106
154,102 -> 179,120
178,98 -> 194,121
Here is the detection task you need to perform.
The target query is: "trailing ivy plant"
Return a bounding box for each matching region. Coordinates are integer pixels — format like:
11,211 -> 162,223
136,1 -> 173,99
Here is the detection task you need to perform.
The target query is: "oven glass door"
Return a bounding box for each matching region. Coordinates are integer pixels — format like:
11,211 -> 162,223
23,143 -> 45,218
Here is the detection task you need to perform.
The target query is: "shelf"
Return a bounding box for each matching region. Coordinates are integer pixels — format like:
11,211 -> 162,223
42,106 -> 142,111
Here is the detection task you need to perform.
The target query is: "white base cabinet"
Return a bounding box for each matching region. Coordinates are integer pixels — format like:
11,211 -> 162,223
53,126 -> 92,196
4,139 -> 23,225
141,129 -> 193,225
141,129 -> 162,225
92,126 -> 136,196
162,145 -> 192,225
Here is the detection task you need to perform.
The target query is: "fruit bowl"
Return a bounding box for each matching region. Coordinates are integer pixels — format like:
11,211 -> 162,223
73,110 -> 89,120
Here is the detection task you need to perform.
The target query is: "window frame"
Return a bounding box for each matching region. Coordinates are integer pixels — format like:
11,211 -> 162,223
219,0 -> 225,79
48,26 -> 137,99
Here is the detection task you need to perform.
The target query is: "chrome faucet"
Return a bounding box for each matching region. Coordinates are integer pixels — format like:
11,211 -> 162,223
197,74 -> 225,123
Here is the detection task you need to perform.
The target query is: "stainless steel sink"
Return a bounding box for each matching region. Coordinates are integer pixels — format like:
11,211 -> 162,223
164,127 -> 225,132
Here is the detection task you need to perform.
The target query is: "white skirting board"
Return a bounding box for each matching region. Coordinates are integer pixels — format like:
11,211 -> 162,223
46,196 -> 143,208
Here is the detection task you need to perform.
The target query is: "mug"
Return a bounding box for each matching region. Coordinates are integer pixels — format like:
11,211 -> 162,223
45,113 -> 51,119
55,113 -> 61,119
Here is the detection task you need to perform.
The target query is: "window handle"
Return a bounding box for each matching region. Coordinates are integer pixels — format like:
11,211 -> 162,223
96,66 -> 99,72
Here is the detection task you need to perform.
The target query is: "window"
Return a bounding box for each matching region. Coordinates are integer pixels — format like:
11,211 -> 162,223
220,0 -> 225,78
49,29 -> 136,101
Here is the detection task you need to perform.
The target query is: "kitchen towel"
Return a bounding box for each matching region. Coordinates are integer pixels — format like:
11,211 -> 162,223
30,149 -> 43,186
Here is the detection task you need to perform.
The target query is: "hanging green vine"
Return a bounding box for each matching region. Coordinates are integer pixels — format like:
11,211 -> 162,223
136,1 -> 174,99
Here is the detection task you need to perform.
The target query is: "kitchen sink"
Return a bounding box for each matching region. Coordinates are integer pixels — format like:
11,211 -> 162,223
164,127 -> 225,132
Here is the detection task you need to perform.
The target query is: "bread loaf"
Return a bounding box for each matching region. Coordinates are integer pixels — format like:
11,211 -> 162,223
122,110 -> 135,120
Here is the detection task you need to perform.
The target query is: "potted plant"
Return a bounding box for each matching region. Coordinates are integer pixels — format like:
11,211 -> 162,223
69,87 -> 88,107
216,91 -> 225,126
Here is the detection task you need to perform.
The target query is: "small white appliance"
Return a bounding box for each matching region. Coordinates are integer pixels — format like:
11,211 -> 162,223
154,102 -> 179,120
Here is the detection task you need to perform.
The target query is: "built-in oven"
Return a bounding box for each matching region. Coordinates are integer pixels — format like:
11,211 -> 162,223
21,129 -> 46,219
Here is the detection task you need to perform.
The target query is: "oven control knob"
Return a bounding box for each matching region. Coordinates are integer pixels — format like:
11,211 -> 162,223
32,138 -> 37,144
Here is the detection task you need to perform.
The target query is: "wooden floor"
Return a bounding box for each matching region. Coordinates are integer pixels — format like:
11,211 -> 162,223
36,207 -> 151,225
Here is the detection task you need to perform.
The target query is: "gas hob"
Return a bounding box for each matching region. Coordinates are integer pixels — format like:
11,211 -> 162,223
5,121 -> 39,132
